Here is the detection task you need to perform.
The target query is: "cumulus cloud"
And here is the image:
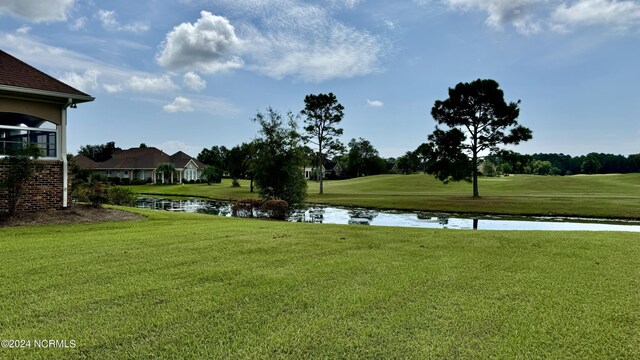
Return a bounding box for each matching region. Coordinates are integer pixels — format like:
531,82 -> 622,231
59,70 -> 100,92
216,0 -> 387,82
70,17 -> 87,31
0,0 -> 75,23
96,10 -> 149,33
444,0 -> 546,34
367,99 -> 384,107
160,140 -> 198,155
330,0 -> 363,8
128,75 -> 177,92
552,0 -> 640,30
183,71 -> 207,91
156,11 -> 243,74
163,97 -> 194,113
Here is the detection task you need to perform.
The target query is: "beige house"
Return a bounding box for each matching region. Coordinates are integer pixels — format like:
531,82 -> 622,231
78,147 -> 206,184
0,50 -> 94,212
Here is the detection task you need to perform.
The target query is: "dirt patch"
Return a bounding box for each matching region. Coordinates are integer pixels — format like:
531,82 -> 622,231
0,205 -> 144,227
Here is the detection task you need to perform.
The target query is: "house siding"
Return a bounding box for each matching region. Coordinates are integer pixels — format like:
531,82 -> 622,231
0,160 -> 70,213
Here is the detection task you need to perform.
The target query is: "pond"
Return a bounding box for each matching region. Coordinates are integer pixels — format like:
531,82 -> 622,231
136,198 -> 640,232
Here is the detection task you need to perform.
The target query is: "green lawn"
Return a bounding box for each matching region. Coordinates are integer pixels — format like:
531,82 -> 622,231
1,209 -> 639,358
124,173 -> 640,219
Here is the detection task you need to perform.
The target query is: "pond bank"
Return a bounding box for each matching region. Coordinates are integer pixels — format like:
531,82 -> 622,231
136,198 -> 640,232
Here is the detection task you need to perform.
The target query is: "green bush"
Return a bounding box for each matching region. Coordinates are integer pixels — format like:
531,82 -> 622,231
260,200 -> 289,220
231,199 -> 263,218
108,177 -> 121,185
107,187 -> 137,206
120,178 -> 131,185
130,179 -> 146,185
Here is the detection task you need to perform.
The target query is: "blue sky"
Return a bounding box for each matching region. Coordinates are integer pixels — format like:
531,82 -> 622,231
1,0 -> 639,157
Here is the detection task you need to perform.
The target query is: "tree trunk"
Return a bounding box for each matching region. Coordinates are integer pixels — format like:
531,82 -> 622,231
318,153 -> 324,195
250,177 -> 254,193
472,151 -> 479,197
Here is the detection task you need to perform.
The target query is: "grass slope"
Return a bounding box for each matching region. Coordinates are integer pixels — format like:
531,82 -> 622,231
125,174 -> 640,219
1,209 -> 639,359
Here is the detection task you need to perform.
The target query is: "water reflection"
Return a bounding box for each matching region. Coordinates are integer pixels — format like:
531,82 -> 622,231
135,198 -> 640,232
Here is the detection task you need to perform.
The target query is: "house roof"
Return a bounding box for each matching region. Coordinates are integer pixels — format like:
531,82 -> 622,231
95,147 -> 171,170
170,151 -> 205,168
73,154 -> 98,169
0,50 -> 94,103
85,147 -> 204,170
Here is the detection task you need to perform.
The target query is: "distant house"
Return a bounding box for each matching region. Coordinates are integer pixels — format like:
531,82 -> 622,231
76,147 -> 206,184
386,162 -> 399,174
304,159 -> 344,180
0,50 -> 94,212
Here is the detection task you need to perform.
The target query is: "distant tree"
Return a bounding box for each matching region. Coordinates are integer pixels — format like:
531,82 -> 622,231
78,141 -> 120,162
581,153 -> 602,174
397,151 -> 420,175
252,107 -> 307,206
155,163 -> 176,184
629,154 -> 640,172
347,138 -> 385,177
0,144 -> 43,215
201,165 -> 223,185
301,92 -> 345,194
531,160 -> 553,176
428,79 -> 532,196
197,145 -> 228,170
225,143 -> 256,186
423,128 -> 472,183
139,143 -> 147,148
414,143 -> 433,173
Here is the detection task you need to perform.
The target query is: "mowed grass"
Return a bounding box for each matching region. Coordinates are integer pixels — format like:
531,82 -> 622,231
1,209 -> 639,359
125,173 -> 640,219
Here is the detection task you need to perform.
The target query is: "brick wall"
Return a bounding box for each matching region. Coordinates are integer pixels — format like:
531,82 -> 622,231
0,160 -> 71,213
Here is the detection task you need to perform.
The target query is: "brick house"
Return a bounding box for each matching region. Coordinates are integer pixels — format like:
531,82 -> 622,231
0,50 -> 94,213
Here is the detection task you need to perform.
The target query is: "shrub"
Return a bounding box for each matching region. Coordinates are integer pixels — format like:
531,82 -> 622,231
107,187 -> 137,206
84,180 -> 108,208
260,200 -> 289,220
108,177 -> 121,185
232,178 -> 240,187
189,179 -> 195,184
231,198 -> 263,218
120,178 -> 131,185
145,177 -> 153,184
130,179 -> 146,185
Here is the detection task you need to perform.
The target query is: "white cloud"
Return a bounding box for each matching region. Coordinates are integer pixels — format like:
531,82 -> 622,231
218,0 -> 387,82
103,83 -> 123,93
160,140 -> 198,156
70,17 -> 87,31
96,10 -> 149,33
163,97 -> 194,113
183,71 -> 207,91
128,75 -> 177,93
330,0 -> 363,8
0,0 -> 75,23
552,0 -> 640,30
16,26 -> 31,35
59,70 -> 100,92
367,99 -> 384,107
444,0 -> 546,34
156,11 -> 243,74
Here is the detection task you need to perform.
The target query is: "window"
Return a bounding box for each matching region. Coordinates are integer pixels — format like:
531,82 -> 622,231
0,113 -> 57,157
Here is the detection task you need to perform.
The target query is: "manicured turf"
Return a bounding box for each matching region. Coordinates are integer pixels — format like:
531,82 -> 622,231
124,173 -> 640,219
1,209 -> 639,359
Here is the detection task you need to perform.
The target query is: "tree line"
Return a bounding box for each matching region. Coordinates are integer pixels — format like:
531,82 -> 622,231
76,78 -> 636,201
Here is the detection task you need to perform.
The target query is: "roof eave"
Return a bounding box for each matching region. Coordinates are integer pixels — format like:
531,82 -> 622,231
0,84 -> 95,104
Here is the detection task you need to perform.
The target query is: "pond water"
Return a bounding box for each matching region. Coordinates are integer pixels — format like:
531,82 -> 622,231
136,198 -> 640,232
